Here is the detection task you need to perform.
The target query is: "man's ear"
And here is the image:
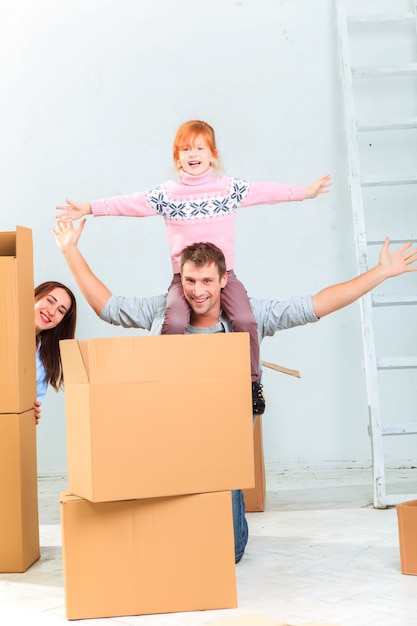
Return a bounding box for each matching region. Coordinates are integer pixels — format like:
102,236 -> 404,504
220,272 -> 228,289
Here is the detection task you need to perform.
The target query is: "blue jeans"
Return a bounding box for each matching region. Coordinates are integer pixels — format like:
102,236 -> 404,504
232,489 -> 248,563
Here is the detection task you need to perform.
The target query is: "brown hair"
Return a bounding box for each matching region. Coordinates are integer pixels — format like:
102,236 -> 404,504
180,242 -> 227,279
172,120 -> 223,172
35,281 -> 77,392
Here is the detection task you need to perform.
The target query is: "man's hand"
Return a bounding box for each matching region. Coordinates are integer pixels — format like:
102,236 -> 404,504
312,237 -> 417,319
52,219 -> 87,253
34,401 -> 41,425
305,174 -> 332,199
56,199 -> 92,222
379,237 -> 417,278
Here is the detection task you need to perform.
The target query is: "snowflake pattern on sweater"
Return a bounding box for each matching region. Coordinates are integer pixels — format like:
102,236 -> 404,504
146,178 -> 250,219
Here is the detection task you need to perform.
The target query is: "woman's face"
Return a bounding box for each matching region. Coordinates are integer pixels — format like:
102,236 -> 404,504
34,287 -> 72,334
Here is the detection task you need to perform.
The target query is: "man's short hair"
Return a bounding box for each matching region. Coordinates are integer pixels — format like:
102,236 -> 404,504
180,242 -> 227,278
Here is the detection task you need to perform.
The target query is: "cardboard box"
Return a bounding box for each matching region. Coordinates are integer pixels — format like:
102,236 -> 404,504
60,490 -> 237,620
397,500 -> 417,575
0,409 -> 40,572
243,415 -> 266,512
0,226 -> 36,414
60,334 -> 255,502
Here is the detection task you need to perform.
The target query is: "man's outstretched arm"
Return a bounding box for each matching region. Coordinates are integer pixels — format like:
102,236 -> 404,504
53,220 -> 111,316
312,237 -> 417,319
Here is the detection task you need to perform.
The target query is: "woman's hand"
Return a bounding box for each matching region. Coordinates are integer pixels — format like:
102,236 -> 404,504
52,219 -> 87,253
34,401 -> 42,425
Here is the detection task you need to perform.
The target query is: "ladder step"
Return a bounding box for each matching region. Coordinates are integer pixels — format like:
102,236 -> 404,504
357,117 -> 417,131
347,13 -> 415,26
381,423 -> 417,436
367,234 -> 417,245
377,357 -> 417,370
352,63 -> 417,77
361,174 -> 417,187
372,293 -> 417,306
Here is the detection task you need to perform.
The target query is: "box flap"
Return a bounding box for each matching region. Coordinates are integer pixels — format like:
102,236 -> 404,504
0,231 -> 16,256
60,490 -> 80,504
59,340 -> 90,384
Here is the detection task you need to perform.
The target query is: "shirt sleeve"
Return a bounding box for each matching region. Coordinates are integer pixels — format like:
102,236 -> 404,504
36,347 -> 48,402
100,294 -> 167,332
90,191 -> 158,218
250,295 -> 319,338
242,181 -> 306,207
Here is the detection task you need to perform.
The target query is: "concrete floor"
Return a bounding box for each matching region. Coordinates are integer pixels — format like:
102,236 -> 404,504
1,468 -> 417,626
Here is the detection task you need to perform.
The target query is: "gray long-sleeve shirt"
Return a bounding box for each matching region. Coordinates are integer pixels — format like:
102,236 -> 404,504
100,293 -> 319,345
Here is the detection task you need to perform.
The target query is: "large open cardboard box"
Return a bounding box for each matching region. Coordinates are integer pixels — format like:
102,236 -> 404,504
61,490 -> 237,620
0,409 -> 40,572
397,500 -> 417,575
60,334 -> 255,502
0,227 -> 36,413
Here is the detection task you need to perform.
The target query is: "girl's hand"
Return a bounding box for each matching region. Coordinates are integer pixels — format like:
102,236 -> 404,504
305,174 -> 332,199
56,199 -> 92,222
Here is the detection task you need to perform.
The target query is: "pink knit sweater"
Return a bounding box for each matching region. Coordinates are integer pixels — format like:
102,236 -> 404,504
91,168 -> 306,273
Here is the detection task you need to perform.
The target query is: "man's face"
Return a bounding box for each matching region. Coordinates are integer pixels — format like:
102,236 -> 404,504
181,261 -> 227,322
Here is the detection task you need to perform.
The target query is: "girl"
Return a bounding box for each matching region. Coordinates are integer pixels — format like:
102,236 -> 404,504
56,120 -> 331,415
34,281 -> 77,424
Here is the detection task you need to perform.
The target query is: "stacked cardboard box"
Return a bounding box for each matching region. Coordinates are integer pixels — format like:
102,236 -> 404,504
60,333 -> 255,619
0,227 -> 40,573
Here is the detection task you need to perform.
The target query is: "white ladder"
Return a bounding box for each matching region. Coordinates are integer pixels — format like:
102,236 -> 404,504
335,0 -> 417,508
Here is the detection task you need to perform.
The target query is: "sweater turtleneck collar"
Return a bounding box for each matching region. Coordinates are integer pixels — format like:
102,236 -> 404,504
179,167 -> 214,186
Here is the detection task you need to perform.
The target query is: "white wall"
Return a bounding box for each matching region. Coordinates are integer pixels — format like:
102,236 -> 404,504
2,0 -> 415,476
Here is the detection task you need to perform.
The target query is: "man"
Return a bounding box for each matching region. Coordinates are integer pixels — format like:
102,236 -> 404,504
53,219 -> 417,562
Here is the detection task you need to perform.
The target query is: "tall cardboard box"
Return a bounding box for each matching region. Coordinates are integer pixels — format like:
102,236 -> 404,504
396,500 -> 417,575
243,415 -> 266,512
0,410 -> 40,572
60,334 -> 255,502
61,490 -> 237,620
0,226 -> 39,572
0,226 -> 36,413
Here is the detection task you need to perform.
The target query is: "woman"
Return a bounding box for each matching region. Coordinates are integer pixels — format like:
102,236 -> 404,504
34,281 -> 77,424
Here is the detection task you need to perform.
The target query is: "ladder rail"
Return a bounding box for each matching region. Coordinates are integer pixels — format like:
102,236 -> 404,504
335,0 -> 387,509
